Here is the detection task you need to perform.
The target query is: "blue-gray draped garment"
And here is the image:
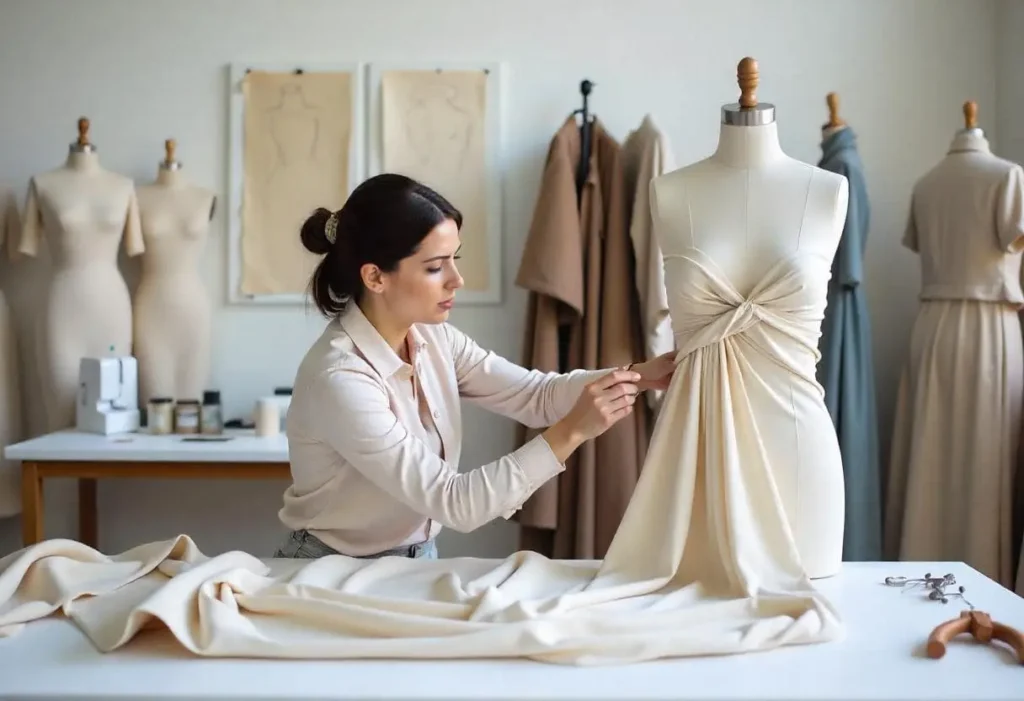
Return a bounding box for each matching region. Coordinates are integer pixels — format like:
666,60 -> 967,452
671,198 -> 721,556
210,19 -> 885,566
817,127 -> 882,561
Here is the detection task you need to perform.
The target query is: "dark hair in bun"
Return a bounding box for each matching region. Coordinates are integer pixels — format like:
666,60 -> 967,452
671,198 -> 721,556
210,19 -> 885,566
299,173 -> 462,318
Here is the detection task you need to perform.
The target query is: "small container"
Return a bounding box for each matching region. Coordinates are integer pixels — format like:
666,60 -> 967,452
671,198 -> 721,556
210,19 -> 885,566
174,399 -> 200,434
273,387 -> 292,429
254,397 -> 280,437
147,397 -> 174,435
200,390 -> 223,435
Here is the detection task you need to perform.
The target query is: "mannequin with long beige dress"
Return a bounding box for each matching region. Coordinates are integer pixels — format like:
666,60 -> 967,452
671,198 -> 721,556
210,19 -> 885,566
0,60 -> 847,664
885,102 -> 1024,590
0,189 -> 22,517
133,139 -> 216,408
643,58 -> 848,581
18,118 -> 144,431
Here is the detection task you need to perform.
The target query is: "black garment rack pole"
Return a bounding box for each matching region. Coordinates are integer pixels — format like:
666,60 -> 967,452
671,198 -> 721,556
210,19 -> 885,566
574,79 -> 594,199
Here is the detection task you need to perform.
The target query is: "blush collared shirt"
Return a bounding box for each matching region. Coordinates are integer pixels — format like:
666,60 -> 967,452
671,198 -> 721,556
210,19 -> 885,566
279,303 -> 610,557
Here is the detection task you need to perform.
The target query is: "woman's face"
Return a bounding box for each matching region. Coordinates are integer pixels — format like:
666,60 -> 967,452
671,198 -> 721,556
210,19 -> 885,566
374,217 -> 464,325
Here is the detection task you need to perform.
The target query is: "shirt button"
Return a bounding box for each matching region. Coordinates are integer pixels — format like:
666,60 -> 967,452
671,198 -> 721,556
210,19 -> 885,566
433,410 -> 440,419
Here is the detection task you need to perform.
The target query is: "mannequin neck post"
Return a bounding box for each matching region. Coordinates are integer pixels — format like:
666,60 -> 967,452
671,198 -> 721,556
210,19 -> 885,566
156,163 -> 185,187
712,121 -> 786,169
65,148 -> 101,173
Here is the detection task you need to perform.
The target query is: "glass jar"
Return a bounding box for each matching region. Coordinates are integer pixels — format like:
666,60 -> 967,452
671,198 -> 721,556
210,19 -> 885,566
147,397 -> 174,435
200,389 -> 223,435
174,399 -> 201,434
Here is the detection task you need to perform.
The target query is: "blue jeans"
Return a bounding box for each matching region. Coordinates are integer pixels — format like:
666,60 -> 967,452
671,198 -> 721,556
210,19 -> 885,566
274,529 -> 438,560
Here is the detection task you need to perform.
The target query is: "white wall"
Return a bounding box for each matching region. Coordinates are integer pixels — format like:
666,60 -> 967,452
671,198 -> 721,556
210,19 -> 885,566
996,0 -> 1024,166
0,0 -> 1012,558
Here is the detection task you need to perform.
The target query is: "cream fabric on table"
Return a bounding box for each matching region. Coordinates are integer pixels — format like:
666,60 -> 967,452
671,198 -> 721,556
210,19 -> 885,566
0,244 -> 842,664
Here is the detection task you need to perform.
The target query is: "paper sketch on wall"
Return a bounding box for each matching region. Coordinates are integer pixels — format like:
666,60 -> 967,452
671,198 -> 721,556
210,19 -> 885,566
240,70 -> 353,296
381,69 -> 490,293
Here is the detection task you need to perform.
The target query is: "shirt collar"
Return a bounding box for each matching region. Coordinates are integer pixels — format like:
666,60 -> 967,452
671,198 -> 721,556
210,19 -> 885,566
338,303 -> 429,379
948,129 -> 991,155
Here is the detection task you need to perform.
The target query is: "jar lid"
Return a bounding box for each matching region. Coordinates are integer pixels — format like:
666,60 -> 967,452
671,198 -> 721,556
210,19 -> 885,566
177,399 -> 200,405
150,397 -> 173,403
203,390 -> 221,404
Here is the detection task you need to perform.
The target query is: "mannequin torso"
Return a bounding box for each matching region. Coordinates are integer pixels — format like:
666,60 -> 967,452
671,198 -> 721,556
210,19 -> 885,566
649,116 -> 849,579
134,163 -> 216,405
653,122 -> 847,294
20,149 -> 144,430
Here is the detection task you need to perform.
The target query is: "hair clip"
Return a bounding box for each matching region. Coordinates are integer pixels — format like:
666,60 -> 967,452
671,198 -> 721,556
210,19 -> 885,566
324,212 -> 338,244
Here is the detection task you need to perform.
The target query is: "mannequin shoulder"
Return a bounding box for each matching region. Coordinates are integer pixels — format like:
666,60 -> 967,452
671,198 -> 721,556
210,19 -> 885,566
649,159 -> 716,215
803,166 -> 850,243
806,165 -> 849,214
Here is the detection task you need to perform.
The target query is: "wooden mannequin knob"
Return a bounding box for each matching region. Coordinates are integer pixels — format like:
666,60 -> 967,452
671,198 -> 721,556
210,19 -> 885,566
76,117 -> 90,146
737,57 -> 758,109
826,92 -> 845,127
963,101 -> 978,129
164,138 -> 177,163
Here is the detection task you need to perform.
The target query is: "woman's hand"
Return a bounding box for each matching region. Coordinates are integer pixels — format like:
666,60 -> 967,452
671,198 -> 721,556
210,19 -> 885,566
542,369 -> 640,461
632,350 -> 678,392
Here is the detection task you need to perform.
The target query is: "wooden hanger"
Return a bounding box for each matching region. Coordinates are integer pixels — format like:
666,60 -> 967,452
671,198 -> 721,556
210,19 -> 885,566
825,92 -> 845,128
927,610 -> 1024,663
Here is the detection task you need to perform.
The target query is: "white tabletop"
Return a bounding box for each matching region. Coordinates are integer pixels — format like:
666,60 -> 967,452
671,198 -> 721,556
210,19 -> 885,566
1,559 -> 1022,701
3,429 -> 289,463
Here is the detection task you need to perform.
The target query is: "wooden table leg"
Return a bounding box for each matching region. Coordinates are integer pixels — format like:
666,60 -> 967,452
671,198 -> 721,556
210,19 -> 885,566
20,461 -> 43,546
78,478 -> 98,548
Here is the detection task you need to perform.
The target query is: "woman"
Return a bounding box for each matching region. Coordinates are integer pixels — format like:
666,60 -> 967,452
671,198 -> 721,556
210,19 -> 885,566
275,174 -> 676,560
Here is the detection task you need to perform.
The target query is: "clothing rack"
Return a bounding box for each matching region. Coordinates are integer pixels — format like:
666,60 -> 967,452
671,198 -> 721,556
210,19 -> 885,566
573,79 -> 594,197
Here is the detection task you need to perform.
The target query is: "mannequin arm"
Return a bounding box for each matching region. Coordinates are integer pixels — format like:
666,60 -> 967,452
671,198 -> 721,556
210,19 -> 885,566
122,188 -> 145,257
17,179 -> 41,258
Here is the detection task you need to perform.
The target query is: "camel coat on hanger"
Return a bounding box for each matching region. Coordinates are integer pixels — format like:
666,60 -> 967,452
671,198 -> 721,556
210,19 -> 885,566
513,116 -> 649,560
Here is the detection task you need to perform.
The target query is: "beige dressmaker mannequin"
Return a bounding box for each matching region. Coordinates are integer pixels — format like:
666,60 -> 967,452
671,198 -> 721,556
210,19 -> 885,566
649,58 -> 849,578
0,190 -> 22,516
19,118 -> 144,430
133,139 -> 216,407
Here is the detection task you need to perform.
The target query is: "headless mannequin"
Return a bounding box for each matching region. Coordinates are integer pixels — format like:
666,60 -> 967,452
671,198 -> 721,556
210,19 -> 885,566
19,118 -> 144,431
649,59 -> 849,578
0,190 -> 22,516
133,140 -> 216,407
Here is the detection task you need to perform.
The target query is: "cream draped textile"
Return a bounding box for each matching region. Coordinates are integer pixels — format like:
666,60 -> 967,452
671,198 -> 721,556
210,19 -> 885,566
0,249 -> 842,664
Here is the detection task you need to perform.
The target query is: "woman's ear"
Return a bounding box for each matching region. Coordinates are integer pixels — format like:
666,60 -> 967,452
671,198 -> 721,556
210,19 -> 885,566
360,263 -> 385,294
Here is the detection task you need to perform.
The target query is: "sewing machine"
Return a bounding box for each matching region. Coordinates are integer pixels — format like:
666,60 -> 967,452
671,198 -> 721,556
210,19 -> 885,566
75,356 -> 141,435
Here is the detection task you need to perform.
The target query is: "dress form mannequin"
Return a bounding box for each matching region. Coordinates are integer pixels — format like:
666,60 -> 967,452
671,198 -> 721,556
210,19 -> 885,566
886,102 -> 1024,589
0,190 -> 22,516
133,139 -> 216,407
19,118 -> 144,430
648,58 -> 849,579
815,92 -> 883,562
